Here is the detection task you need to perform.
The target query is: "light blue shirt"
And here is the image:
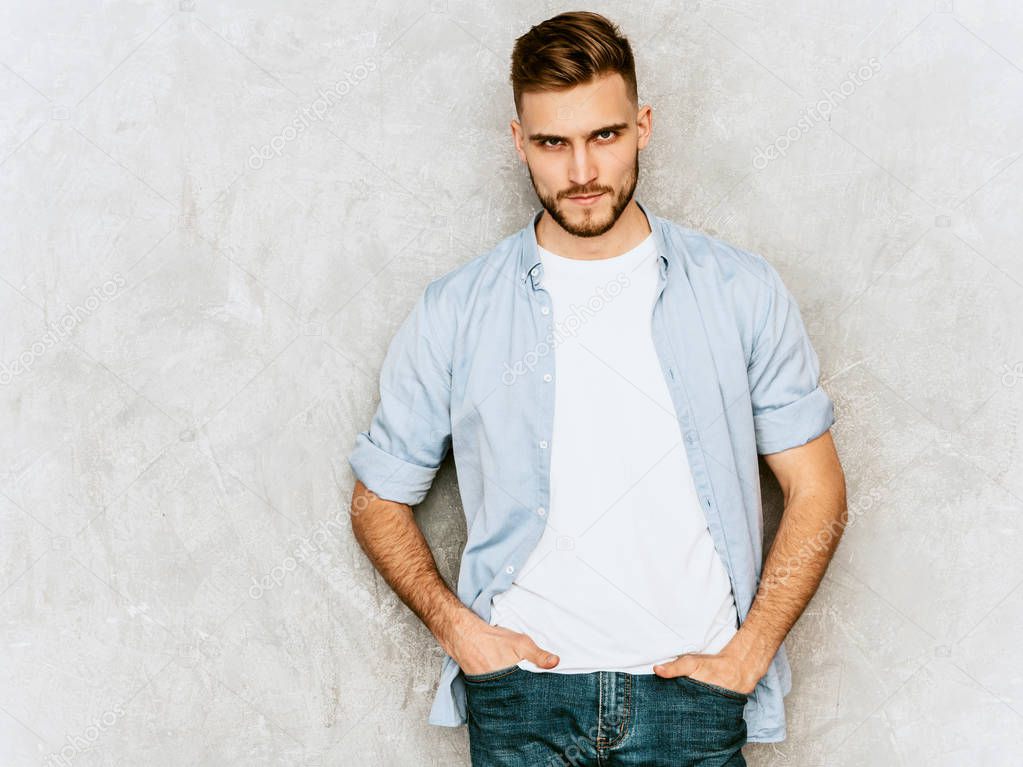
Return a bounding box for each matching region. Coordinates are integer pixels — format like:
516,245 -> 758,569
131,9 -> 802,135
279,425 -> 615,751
348,199 -> 835,743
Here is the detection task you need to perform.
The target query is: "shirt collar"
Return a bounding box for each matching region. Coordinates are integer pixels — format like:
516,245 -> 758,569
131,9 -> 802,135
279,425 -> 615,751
519,198 -> 670,286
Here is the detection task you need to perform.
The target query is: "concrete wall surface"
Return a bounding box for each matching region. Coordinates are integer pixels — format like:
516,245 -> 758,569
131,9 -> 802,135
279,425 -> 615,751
2,2 -> 1022,765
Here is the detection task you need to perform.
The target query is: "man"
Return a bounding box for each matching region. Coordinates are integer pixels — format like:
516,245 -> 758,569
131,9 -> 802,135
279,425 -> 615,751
348,10 -> 847,766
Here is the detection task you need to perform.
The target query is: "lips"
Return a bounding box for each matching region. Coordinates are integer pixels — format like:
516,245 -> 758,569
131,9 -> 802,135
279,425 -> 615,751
567,192 -> 605,204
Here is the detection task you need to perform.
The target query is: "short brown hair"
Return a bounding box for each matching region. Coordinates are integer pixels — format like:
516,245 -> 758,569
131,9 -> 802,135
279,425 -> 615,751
509,11 -> 638,117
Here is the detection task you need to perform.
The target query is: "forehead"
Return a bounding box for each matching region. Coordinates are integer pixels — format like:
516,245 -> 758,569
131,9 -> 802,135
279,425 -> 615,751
519,72 -> 632,132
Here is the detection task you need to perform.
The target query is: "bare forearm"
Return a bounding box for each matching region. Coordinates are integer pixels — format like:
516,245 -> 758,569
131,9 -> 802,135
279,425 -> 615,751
730,483 -> 848,675
349,480 -> 476,653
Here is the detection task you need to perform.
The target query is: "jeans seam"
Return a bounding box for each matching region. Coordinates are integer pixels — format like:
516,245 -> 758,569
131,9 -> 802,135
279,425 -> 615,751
605,672 -> 632,748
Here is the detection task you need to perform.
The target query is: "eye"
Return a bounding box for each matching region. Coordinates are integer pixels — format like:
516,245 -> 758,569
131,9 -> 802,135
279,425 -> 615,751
539,130 -> 619,148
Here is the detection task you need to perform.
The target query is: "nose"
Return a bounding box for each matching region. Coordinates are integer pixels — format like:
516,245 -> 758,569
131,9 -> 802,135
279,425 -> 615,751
568,145 -> 598,190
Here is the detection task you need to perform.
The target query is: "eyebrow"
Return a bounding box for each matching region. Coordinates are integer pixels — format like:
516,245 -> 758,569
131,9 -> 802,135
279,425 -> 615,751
528,122 -> 629,143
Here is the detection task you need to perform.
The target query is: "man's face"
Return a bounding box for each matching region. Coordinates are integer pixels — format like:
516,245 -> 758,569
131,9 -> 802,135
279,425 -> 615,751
512,72 -> 651,238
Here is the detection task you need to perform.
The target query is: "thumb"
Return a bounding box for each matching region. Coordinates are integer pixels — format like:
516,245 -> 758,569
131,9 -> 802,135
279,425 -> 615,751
523,638 -> 559,669
653,654 -> 697,678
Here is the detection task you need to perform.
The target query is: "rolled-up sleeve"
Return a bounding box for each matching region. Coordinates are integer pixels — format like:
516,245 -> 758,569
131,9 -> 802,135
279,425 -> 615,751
748,262 -> 835,455
348,282 -> 452,506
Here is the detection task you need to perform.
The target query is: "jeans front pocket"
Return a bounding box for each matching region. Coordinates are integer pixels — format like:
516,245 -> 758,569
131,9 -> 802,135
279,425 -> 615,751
461,663 -> 522,683
677,675 -> 749,702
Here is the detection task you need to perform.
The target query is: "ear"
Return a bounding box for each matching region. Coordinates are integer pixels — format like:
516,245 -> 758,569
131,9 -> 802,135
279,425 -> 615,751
636,104 -> 653,150
510,119 -> 527,163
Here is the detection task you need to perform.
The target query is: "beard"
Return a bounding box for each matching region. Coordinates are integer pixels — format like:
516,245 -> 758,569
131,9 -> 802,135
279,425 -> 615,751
528,147 -> 639,238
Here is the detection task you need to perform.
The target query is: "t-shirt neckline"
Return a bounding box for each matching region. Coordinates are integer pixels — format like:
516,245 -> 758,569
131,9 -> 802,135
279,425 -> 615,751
538,230 -> 656,271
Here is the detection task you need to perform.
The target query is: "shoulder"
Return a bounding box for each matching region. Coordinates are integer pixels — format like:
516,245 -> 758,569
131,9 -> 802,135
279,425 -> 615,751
654,214 -> 800,356
657,215 -> 780,296
657,215 -> 801,330
417,220 -> 524,337
426,235 -> 515,301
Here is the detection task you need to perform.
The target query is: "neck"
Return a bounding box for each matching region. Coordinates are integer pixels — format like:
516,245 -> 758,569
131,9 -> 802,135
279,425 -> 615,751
535,199 -> 651,262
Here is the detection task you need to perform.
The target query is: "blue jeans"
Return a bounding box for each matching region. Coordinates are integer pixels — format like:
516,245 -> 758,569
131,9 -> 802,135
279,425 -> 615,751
463,666 -> 748,766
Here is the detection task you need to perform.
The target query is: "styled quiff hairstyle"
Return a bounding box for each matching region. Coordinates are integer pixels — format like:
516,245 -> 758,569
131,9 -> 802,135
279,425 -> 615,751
509,11 -> 638,117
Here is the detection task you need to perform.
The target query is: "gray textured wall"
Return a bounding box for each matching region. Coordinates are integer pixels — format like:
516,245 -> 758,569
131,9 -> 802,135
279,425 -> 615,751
3,2 -> 1022,765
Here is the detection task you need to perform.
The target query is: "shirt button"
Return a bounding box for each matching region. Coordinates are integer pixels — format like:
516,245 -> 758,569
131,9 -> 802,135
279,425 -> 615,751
685,430 -> 699,444
537,506 -> 546,516
539,440 -> 548,449
505,565 -> 515,574
543,373 -> 552,382
541,306 -> 550,315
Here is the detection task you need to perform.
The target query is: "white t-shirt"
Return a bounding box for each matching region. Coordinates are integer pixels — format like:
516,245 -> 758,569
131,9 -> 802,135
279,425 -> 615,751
489,229 -> 739,674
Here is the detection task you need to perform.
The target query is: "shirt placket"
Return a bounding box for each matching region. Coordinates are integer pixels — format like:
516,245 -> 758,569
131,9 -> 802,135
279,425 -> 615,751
493,260 -> 556,594
649,250 -> 742,623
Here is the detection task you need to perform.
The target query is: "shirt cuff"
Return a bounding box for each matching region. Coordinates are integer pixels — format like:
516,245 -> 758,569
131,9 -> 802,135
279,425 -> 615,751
753,385 -> 835,455
348,431 -> 440,506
